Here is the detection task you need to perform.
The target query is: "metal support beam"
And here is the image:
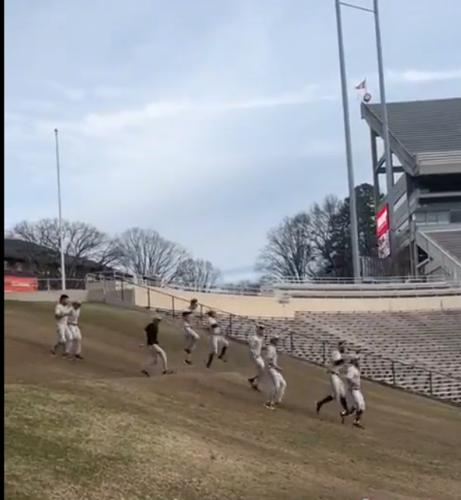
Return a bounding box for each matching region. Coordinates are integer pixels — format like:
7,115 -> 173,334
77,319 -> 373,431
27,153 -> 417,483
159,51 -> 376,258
370,130 -> 381,210
377,166 -> 404,174
335,0 -> 361,279
361,104 -> 416,175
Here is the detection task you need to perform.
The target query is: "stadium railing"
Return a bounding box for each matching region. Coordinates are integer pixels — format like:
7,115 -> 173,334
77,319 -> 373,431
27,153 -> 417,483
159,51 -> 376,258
35,278 -> 87,291
93,272 -> 461,298
86,276 -> 461,406
34,274 -> 461,298
26,276 -> 461,405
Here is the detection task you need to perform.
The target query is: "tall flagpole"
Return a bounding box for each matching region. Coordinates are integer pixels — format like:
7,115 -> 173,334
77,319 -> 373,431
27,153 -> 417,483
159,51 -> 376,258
373,0 -> 395,253
335,0 -> 361,279
54,128 -> 66,290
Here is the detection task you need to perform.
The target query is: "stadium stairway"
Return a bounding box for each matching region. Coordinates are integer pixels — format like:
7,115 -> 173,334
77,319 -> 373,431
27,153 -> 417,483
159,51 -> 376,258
416,228 -> 461,279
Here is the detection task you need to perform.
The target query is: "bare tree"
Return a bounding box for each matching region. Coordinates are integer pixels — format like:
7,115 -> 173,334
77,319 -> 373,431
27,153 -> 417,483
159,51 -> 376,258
115,228 -> 189,284
309,195 -> 343,277
175,258 -> 221,291
11,219 -> 120,278
256,212 -> 315,281
310,184 -> 381,278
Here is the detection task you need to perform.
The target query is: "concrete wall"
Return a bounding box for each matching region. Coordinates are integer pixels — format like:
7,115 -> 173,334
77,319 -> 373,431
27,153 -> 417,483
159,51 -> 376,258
87,287 -> 135,307
4,281 -> 135,307
4,290 -> 89,302
7,282 -> 460,316
134,285 -> 461,316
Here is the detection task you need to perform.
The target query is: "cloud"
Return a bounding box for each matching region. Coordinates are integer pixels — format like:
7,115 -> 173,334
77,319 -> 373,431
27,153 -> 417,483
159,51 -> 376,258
42,80 -> 128,102
40,84 -> 335,138
387,69 -> 461,83
4,0 -> 461,272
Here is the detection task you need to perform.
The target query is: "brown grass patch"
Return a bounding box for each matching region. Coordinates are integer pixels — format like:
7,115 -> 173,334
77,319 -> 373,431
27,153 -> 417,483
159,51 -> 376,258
4,300 -> 461,500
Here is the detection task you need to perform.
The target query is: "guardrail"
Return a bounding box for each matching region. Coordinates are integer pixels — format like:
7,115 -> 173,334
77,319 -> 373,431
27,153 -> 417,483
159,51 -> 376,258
92,276 -> 461,405
8,275 -> 461,300
86,272 -> 461,297
36,278 -> 87,291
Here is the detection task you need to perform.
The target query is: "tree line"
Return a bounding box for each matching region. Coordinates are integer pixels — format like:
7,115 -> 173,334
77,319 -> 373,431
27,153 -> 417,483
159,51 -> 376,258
6,182 -> 387,292
255,183 -> 385,281
7,219 -> 222,290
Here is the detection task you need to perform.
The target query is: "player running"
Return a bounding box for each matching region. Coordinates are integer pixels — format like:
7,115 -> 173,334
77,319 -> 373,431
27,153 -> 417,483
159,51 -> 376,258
264,336 -> 287,410
248,324 -> 265,391
141,316 -> 171,376
316,341 -> 350,415
205,310 -> 229,369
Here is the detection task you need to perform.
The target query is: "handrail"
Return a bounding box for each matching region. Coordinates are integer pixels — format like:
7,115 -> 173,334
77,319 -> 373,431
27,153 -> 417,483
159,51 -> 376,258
418,231 -> 461,269
92,275 -> 461,384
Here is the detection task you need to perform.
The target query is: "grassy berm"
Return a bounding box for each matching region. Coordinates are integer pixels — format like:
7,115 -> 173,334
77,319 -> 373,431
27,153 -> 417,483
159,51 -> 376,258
4,301 -> 461,500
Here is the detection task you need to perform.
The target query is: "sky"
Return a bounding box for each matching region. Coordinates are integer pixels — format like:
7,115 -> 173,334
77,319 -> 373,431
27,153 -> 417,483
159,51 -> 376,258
4,0 -> 461,281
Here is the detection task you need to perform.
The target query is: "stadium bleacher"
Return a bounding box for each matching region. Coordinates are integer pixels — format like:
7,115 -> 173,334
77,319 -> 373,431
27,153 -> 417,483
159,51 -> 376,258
87,275 -> 461,404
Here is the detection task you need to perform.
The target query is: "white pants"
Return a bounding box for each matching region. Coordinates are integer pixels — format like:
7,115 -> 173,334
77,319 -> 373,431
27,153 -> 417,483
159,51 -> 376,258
251,356 -> 265,379
210,334 -> 229,355
348,389 -> 366,412
56,324 -> 72,344
144,344 -> 167,372
184,325 -> 199,351
68,324 -> 82,355
330,374 -> 346,400
56,324 -> 73,354
267,367 -> 287,404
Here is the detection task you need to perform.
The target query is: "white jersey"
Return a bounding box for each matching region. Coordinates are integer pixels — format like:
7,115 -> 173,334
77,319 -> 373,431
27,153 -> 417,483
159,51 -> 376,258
208,317 -> 222,335
68,308 -> 80,326
182,307 -> 194,325
248,335 -> 263,359
346,365 -> 361,391
55,304 -> 70,326
328,349 -> 344,375
266,344 -> 279,369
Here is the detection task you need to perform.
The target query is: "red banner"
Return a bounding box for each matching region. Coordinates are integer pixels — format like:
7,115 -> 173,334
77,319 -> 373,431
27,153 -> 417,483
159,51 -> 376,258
4,276 -> 38,292
376,204 -> 391,259
376,204 -> 389,238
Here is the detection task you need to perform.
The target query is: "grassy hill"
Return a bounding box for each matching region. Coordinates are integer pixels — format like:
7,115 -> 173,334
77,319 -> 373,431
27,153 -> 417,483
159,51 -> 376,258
4,300 -> 461,500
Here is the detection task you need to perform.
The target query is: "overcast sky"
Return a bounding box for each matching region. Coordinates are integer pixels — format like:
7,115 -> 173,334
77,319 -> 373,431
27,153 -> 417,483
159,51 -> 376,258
5,0 -> 461,280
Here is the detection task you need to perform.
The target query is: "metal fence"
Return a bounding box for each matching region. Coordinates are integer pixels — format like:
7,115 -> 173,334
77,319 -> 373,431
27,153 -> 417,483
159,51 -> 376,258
132,282 -> 461,405
85,272 -> 461,298
36,278 -> 87,291
18,275 -> 461,405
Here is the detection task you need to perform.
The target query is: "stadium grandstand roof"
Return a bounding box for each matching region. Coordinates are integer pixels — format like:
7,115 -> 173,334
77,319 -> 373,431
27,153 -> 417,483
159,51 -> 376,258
361,97 -> 461,171
4,238 -> 109,270
4,238 -> 48,260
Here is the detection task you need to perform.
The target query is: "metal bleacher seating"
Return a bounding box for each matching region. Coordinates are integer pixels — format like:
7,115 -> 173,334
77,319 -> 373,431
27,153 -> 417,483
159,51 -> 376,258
187,307 -> 461,405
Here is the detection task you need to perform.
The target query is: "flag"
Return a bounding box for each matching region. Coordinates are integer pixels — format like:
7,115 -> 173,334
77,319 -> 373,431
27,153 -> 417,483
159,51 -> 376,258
355,78 -> 371,102
355,79 -> 367,90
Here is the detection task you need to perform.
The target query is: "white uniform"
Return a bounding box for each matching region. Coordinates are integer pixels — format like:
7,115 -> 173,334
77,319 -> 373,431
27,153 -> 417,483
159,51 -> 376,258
248,335 -> 265,377
55,303 -> 71,345
328,349 -> 346,400
345,365 -> 365,411
67,308 -> 81,340
183,308 -> 199,350
266,344 -> 286,404
68,307 -> 82,355
208,316 -> 229,354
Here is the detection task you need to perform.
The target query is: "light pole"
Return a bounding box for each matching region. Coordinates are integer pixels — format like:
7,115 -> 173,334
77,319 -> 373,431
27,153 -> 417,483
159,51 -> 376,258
372,0 -> 395,252
336,0 -> 395,264
54,128 -> 67,291
334,0 -> 361,280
